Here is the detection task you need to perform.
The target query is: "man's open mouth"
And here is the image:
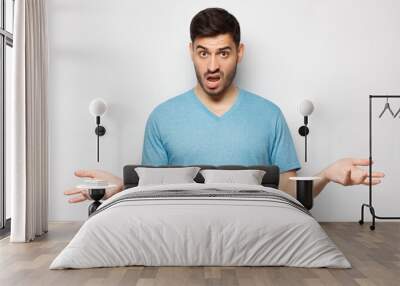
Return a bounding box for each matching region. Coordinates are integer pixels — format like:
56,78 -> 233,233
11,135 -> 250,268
205,75 -> 221,89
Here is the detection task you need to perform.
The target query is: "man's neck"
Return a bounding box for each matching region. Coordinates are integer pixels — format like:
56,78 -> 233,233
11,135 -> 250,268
193,84 -> 239,116
194,84 -> 238,104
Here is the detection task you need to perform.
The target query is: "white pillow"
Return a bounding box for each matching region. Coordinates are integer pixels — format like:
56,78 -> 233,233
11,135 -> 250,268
200,169 -> 266,185
135,167 -> 201,186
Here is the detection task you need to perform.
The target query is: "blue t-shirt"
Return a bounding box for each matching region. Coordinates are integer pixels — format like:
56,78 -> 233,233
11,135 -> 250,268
141,88 -> 301,173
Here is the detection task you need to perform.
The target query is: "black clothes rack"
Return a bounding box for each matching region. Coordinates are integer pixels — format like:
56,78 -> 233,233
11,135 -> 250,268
359,95 -> 400,230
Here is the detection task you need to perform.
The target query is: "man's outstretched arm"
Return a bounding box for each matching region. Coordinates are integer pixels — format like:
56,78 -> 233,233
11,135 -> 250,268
279,158 -> 385,199
313,158 -> 385,197
278,170 -> 297,198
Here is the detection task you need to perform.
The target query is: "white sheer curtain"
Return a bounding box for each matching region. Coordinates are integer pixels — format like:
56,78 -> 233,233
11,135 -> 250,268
7,0 -> 48,242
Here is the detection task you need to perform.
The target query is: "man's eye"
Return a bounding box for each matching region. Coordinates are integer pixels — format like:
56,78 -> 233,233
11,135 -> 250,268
220,52 -> 229,58
199,51 -> 208,58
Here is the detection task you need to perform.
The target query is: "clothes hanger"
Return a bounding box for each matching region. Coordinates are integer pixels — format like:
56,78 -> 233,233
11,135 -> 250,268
393,105 -> 400,118
378,97 -> 395,118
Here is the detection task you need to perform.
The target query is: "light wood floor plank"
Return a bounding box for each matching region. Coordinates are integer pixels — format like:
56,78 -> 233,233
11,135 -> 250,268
0,222 -> 399,286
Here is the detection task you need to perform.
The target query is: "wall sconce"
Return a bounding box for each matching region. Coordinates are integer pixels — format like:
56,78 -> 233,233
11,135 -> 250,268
298,99 -> 314,162
89,98 -> 107,162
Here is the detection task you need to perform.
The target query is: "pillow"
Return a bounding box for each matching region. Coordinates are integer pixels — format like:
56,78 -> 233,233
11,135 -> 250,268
200,169 -> 266,185
135,167 -> 201,186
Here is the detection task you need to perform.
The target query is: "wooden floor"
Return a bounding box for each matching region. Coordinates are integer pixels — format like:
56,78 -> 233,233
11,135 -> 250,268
0,222 -> 399,286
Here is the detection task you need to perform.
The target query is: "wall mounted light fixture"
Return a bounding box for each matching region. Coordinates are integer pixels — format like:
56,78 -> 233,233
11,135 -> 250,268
89,98 -> 108,162
298,99 -> 314,162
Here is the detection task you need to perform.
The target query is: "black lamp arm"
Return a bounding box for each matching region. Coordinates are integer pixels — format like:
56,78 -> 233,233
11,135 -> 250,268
94,116 -> 106,162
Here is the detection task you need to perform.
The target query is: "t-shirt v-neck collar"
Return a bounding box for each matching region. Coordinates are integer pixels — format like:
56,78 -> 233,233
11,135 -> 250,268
191,88 -> 243,121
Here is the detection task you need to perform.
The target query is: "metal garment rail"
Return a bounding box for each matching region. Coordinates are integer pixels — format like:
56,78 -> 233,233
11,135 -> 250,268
359,95 -> 400,230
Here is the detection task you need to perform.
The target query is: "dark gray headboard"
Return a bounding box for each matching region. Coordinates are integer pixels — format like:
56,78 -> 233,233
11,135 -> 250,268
123,165 -> 280,190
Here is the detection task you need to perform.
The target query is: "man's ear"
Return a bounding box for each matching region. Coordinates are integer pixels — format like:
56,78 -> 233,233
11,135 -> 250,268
189,42 -> 194,61
237,43 -> 245,63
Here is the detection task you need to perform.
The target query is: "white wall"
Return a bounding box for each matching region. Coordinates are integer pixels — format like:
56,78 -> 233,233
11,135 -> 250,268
47,0 -> 400,222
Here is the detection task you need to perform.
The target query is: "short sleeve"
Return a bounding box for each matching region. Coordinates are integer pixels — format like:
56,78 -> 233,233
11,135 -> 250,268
141,112 -> 168,165
270,110 -> 301,173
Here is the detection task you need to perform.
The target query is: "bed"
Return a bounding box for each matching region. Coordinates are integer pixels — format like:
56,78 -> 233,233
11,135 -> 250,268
49,165 -> 351,269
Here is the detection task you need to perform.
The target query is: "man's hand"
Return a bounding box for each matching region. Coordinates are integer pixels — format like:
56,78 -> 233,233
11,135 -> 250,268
64,170 -> 123,203
322,158 -> 385,186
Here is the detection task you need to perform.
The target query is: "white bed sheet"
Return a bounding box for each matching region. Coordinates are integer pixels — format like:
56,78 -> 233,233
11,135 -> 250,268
50,183 -> 351,269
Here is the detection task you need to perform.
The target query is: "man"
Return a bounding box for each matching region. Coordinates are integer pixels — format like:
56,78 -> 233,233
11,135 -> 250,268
65,8 -> 384,203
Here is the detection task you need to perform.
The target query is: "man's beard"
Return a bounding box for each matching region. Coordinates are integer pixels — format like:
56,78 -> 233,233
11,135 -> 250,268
194,62 -> 238,98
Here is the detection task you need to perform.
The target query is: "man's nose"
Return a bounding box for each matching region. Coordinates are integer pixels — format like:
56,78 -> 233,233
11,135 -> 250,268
207,54 -> 220,73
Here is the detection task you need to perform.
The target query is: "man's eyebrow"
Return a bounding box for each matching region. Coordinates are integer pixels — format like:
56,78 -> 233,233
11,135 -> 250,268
196,45 -> 208,51
195,45 -> 232,51
218,46 -> 232,51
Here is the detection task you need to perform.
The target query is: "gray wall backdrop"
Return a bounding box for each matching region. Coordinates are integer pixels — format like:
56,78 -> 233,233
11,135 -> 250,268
47,0 -> 400,221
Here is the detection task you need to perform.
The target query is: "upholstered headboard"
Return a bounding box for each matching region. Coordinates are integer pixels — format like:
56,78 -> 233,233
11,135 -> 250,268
123,165 -> 280,190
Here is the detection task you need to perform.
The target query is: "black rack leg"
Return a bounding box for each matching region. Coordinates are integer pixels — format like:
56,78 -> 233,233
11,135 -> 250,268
370,206 -> 376,231
359,204 -> 365,225
359,203 -> 376,230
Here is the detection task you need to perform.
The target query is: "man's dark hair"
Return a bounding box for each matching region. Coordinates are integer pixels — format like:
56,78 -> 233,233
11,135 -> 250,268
190,8 -> 241,47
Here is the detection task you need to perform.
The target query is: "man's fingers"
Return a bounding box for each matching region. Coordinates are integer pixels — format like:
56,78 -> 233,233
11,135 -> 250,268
359,171 -> 369,184
81,190 -> 90,200
64,188 -> 82,195
352,159 -> 372,166
357,171 -> 385,182
362,178 -> 382,185
362,180 -> 381,186
370,171 -> 385,178
64,188 -> 90,202
74,169 -> 95,178
350,169 -> 368,185
68,194 -> 88,203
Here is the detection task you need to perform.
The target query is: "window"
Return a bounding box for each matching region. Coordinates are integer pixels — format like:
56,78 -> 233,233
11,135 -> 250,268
0,0 -> 14,235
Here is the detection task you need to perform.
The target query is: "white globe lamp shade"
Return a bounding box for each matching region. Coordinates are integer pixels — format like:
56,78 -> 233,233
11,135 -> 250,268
299,100 -> 314,116
89,98 -> 107,117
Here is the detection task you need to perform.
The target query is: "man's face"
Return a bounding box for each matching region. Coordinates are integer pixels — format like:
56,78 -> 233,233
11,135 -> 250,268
190,34 -> 244,97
